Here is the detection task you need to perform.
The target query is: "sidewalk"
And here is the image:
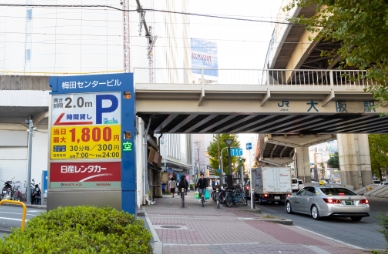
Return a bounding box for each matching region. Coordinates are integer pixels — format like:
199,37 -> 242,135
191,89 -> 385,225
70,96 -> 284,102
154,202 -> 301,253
143,190 -> 370,254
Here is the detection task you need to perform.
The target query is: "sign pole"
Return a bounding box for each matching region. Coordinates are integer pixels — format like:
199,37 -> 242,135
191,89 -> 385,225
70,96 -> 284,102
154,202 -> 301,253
246,142 -> 254,209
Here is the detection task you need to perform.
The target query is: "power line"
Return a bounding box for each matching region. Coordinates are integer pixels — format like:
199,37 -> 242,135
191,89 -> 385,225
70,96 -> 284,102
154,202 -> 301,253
0,4 -> 125,11
0,30 -> 314,44
0,13 -> 286,26
0,3 -> 296,25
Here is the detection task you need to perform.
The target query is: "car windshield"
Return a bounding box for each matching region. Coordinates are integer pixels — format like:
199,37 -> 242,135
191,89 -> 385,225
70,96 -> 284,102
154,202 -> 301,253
291,179 -> 298,184
373,180 -> 381,184
319,188 -> 357,196
298,180 -> 303,184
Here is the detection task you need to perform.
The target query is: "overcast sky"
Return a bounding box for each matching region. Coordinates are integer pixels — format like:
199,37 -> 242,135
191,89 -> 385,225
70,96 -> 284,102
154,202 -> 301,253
189,0 -> 282,69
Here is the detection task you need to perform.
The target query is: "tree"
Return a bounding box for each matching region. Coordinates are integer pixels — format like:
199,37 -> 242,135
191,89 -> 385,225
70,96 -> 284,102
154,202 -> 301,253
207,134 -> 241,175
369,134 -> 388,181
327,151 -> 339,169
285,0 -> 388,105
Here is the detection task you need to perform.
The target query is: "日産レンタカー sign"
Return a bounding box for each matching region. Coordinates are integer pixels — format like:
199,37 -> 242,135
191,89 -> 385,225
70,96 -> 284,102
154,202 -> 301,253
50,162 -> 121,188
51,93 -> 121,126
50,125 -> 121,160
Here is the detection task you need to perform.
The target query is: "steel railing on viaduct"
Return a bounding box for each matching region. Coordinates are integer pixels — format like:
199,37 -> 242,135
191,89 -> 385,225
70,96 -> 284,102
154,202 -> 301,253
134,68 -> 374,88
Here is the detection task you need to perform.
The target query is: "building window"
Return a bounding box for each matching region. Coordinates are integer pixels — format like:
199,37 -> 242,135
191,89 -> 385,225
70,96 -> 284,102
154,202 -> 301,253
25,49 -> 31,61
26,9 -> 32,21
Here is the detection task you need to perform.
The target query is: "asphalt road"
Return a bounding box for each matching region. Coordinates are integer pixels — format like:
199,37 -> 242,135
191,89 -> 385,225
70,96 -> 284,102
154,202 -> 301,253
1,199 -> 386,250
255,197 -> 388,250
0,205 -> 45,234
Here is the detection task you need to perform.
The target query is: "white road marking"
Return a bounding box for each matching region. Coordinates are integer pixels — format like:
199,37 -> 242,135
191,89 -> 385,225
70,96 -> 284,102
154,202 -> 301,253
0,216 -> 28,222
0,212 -> 39,216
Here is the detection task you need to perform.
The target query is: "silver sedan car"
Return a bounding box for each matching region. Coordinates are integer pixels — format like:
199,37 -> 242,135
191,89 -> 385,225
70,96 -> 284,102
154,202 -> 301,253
285,186 -> 370,221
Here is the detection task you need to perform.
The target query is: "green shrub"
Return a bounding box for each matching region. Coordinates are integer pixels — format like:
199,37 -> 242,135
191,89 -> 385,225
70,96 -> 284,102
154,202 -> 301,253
376,212 -> 388,249
190,184 -> 195,190
164,190 -> 171,195
0,206 -> 152,254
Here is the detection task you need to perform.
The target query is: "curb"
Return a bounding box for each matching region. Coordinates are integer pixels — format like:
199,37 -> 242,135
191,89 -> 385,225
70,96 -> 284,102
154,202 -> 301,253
239,208 -> 262,214
1,203 -> 46,209
143,209 -> 162,254
259,218 -> 293,225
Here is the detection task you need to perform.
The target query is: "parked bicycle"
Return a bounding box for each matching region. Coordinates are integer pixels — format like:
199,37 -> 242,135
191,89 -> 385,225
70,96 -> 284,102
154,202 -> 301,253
224,188 -> 247,207
215,188 -> 220,208
11,181 -> 22,201
24,179 -> 41,204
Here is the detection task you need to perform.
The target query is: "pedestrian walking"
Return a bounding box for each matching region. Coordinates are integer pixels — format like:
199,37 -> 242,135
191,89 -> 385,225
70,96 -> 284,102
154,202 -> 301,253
161,182 -> 166,195
169,178 -> 176,198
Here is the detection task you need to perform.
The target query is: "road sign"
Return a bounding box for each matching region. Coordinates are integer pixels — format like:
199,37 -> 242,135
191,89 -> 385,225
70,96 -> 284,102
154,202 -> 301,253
230,148 -> 243,156
49,73 -> 136,215
50,125 -> 121,160
50,93 -> 121,160
246,142 -> 252,150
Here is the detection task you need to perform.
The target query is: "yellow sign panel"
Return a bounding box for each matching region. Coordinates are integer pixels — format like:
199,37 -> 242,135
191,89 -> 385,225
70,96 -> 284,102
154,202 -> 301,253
50,125 -> 121,160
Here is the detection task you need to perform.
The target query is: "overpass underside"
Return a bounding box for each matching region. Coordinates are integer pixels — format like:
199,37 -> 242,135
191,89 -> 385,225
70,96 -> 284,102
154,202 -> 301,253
261,2 -> 376,189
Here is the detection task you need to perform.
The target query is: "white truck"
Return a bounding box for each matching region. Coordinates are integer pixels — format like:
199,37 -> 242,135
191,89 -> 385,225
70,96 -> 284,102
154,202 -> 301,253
291,178 -> 304,192
252,167 -> 292,205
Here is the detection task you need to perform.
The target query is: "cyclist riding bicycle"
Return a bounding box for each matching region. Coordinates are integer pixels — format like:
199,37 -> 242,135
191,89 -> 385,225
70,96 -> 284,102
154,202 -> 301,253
177,175 -> 188,195
196,173 -> 208,202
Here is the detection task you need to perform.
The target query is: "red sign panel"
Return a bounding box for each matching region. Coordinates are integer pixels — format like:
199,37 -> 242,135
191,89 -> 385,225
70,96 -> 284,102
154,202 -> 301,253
50,162 -> 121,182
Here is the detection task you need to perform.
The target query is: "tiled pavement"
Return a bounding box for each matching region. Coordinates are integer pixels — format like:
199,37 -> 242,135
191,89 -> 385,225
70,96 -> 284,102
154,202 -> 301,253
143,190 -> 369,254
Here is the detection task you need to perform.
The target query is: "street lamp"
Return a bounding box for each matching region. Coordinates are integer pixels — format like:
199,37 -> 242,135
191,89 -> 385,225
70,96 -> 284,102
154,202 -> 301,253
224,138 -> 234,188
25,118 -> 34,204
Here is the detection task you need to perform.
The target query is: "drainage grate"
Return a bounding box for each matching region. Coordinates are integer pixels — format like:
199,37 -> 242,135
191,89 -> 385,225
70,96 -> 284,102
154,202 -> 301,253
153,225 -> 188,230
160,225 -> 181,229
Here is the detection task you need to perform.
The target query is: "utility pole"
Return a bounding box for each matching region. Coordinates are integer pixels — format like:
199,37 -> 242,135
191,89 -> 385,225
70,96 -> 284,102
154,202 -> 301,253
26,118 -> 33,204
194,141 -> 201,182
217,134 -> 222,187
136,0 -> 157,82
122,0 -> 130,73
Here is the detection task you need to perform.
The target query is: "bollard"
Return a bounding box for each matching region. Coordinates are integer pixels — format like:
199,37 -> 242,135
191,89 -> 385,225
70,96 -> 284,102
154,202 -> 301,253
0,200 -> 27,230
251,189 -> 255,209
181,188 -> 185,208
216,188 -> 220,208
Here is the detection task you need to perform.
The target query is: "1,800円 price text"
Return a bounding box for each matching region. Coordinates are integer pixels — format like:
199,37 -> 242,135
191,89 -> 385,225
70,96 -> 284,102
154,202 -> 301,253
50,125 -> 121,160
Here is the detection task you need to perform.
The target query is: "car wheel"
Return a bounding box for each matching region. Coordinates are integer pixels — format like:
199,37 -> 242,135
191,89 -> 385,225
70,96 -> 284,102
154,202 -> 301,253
350,216 -> 362,221
286,201 -> 293,214
311,205 -> 320,220
258,196 -> 263,205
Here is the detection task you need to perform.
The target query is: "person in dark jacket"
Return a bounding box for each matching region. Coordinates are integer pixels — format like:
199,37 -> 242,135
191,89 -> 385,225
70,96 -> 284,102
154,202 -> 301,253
196,173 -> 208,199
177,175 -> 188,195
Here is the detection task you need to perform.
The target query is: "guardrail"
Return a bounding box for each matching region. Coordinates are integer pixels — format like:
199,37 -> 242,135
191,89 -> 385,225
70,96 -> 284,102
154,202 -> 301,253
134,68 -> 374,88
0,200 -> 27,230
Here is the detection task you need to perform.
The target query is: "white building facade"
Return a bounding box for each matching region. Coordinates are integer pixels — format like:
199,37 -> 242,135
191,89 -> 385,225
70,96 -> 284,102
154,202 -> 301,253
0,0 -> 193,206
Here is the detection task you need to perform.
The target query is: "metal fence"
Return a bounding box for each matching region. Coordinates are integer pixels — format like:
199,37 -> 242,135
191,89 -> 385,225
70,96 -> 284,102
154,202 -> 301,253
134,68 -> 375,88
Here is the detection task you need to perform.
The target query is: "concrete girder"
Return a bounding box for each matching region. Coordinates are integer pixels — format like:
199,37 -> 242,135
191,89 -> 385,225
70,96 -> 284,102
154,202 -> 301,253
259,158 -> 294,167
33,111 -> 49,125
265,134 -> 336,148
0,123 -> 28,131
270,145 -> 278,159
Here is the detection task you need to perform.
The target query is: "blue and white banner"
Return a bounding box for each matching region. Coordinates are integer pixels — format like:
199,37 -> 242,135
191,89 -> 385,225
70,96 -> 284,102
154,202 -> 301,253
191,38 -> 218,78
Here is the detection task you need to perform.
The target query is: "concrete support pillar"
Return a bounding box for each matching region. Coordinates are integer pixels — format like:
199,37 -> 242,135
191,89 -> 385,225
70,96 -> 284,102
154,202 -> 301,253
154,172 -> 162,198
295,147 -> 311,183
337,134 -> 372,189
